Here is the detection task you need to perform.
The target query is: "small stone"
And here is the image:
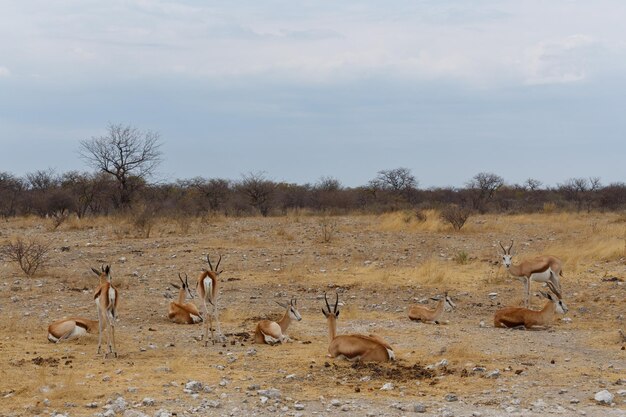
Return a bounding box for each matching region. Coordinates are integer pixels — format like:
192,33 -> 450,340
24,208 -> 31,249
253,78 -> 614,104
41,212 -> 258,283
486,369 -> 500,378
206,400 -> 221,408
260,396 -> 269,404
257,388 -> 281,399
445,393 -> 458,402
413,403 -> 426,413
436,359 -> 449,368
247,384 -> 260,391
341,404 -> 351,411
127,387 -> 138,393
142,397 -> 155,406
380,382 -> 394,391
570,398 -> 580,404
154,410 -> 172,417
331,399 -> 342,407
123,411 -> 150,417
185,381 -> 203,392
219,378 -> 229,387
85,402 -> 98,408
110,396 -> 127,413
294,403 -> 305,410
594,389 -> 613,405
246,348 -> 257,356
616,389 -> 626,397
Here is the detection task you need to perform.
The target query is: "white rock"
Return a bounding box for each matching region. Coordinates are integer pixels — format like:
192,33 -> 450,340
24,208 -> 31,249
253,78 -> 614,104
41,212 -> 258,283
185,381 -> 203,392
142,397 -> 155,406
594,389 -> 613,405
380,382 -> 394,391
330,399 -> 342,407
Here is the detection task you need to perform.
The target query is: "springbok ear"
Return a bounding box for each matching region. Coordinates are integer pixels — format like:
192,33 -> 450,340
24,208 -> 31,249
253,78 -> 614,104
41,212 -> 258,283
170,283 -> 180,290
321,308 -> 329,317
218,269 -> 224,275
105,265 -> 110,275
91,268 -> 100,276
335,310 -> 340,318
276,301 -> 288,309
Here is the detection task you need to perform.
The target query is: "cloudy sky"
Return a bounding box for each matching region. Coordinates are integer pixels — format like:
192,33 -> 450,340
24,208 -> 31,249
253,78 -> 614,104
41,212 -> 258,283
1,1 -> 625,187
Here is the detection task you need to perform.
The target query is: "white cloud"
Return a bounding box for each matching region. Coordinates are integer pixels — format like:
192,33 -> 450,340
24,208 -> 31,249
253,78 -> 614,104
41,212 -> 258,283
524,35 -> 597,85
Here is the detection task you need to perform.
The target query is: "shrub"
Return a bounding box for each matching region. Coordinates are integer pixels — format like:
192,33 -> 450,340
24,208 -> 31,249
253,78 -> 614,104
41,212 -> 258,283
440,204 -> 471,231
319,217 -> 337,243
454,250 -> 469,265
0,237 -> 50,277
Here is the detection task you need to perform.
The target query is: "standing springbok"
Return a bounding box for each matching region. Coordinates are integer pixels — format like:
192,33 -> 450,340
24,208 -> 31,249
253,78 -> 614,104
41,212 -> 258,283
321,293 -> 395,362
494,281 -> 568,329
499,240 -> 564,307
254,297 -> 302,345
169,273 -> 203,325
408,292 -> 456,324
48,317 -> 99,343
197,254 -> 225,345
91,265 -> 118,358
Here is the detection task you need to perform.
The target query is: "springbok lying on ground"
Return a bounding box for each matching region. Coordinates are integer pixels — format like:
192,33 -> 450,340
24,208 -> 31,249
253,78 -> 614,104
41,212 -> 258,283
494,281 -> 568,329
321,293 -> 394,362
499,240 -> 564,307
168,273 -> 203,324
254,297 -> 302,345
408,292 -> 456,324
48,317 -> 98,343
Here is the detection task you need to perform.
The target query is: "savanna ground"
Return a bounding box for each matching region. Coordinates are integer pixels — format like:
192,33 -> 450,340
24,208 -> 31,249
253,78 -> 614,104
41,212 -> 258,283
0,211 -> 625,417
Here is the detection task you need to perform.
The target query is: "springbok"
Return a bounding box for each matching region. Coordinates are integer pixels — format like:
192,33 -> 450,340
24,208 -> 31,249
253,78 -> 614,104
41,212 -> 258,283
494,281 -> 568,329
197,254 -> 226,345
168,273 -> 203,325
48,317 -> 98,343
321,293 -> 395,362
254,297 -> 302,345
91,265 -> 118,358
499,240 -> 564,307
408,292 -> 456,324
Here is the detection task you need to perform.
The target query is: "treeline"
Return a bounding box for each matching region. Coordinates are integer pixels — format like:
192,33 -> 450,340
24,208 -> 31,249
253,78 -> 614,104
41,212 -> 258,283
1,168 -> 625,221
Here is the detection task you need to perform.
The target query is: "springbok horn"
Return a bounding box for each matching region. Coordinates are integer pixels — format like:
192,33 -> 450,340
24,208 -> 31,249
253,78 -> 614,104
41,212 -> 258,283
178,273 -> 185,286
215,254 -> 222,271
508,239 -> 514,252
324,292 -> 331,314
334,293 -> 339,314
499,241 -> 506,253
207,254 -> 214,271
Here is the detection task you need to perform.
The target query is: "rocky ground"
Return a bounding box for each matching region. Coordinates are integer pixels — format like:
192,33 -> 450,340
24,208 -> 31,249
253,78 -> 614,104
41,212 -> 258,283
0,213 -> 624,417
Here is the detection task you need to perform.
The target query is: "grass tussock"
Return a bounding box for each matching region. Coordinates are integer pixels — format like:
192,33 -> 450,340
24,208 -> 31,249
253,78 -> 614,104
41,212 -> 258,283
377,210 -> 447,233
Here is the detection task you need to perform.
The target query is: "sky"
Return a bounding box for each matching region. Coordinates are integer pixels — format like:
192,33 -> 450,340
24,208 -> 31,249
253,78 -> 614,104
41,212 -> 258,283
1,1 -> 625,188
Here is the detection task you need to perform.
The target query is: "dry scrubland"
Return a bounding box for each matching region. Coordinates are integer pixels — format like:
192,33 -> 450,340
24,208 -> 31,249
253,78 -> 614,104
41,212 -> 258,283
0,211 -> 625,417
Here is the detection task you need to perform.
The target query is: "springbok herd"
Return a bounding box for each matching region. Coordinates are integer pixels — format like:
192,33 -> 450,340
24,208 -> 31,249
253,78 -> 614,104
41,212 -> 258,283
47,240 -> 569,361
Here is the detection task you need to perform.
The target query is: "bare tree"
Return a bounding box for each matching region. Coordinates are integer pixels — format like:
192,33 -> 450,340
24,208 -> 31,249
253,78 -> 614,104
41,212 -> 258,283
0,172 -> 23,218
466,172 -> 504,213
238,171 -> 275,216
524,178 -> 543,191
79,123 -> 163,207
369,167 -> 418,206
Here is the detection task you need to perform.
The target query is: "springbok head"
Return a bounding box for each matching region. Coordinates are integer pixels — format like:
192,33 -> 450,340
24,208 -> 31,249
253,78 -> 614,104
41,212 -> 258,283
277,297 -> 302,321
544,281 -> 568,314
171,272 -> 194,299
204,254 -> 223,277
91,265 -> 111,282
499,240 -> 514,268
321,292 -> 340,319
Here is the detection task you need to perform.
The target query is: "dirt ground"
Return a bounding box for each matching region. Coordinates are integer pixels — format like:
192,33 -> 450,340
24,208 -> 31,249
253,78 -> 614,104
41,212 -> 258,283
0,212 -> 624,417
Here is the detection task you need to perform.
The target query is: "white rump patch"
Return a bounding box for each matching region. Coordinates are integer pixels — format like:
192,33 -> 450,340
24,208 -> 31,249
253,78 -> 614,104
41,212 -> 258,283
386,348 -> 395,361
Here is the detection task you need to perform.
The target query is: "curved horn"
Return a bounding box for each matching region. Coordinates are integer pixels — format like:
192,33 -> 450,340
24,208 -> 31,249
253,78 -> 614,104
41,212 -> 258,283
207,254 -> 214,271
215,254 -> 222,271
184,273 -> 190,288
334,292 -> 339,314
91,267 -> 100,276
178,273 -> 185,286
546,280 -> 561,299
508,240 -> 514,252
499,241 -> 506,253
324,292 -> 331,313
170,283 -> 180,290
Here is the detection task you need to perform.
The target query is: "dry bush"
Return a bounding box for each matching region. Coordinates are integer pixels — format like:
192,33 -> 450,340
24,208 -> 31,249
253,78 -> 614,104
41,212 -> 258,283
440,204 -> 471,231
0,237 -> 50,277
377,209 -> 446,232
131,205 -> 157,238
319,217 -> 337,243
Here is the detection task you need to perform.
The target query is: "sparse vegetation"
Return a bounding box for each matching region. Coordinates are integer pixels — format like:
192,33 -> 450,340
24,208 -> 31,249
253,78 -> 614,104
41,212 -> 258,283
440,204 -> 471,231
0,237 -> 50,277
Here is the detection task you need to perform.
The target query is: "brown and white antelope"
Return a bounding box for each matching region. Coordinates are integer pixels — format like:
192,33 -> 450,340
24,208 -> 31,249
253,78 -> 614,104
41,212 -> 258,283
169,273 -> 203,325
321,293 -> 395,362
48,317 -> 98,343
197,254 -> 226,345
408,292 -> 456,324
91,265 -> 119,358
494,281 -> 568,329
499,240 -> 564,307
254,297 -> 302,345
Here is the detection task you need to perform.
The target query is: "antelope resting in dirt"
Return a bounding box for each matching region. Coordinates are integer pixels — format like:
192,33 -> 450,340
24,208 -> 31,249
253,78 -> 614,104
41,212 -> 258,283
321,293 -> 395,362
169,273 -> 203,325
197,254 -> 226,345
494,281 -> 568,329
408,292 -> 456,324
254,297 -> 302,345
48,317 -> 98,343
499,240 -> 564,307
91,265 -> 119,358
